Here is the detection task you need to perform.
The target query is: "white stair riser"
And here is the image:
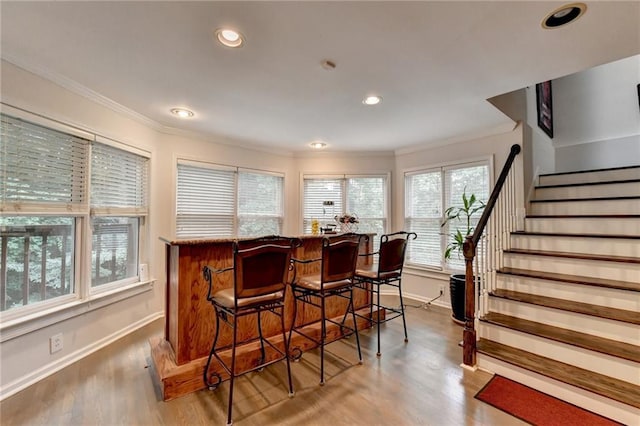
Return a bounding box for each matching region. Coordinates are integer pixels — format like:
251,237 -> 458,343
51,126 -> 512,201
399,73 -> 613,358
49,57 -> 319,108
478,324 -> 639,385
524,217 -> 640,236
511,234 -> 640,257
487,297 -> 639,345
495,274 -> 640,312
539,168 -> 640,186
477,356 -> 640,426
504,253 -> 640,281
535,181 -> 640,200
530,199 -> 640,216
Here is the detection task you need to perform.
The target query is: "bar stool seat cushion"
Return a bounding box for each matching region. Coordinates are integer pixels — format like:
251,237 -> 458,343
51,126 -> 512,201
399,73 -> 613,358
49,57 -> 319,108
296,274 -> 352,291
212,288 -> 284,309
355,267 -> 400,281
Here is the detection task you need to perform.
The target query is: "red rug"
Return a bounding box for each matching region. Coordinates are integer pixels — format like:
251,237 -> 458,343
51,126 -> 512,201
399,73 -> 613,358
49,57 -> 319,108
475,375 -> 622,426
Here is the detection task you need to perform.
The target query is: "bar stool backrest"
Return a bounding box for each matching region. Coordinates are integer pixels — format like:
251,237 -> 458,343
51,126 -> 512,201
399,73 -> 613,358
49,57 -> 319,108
321,234 -> 363,284
377,232 -> 417,274
233,240 -> 295,299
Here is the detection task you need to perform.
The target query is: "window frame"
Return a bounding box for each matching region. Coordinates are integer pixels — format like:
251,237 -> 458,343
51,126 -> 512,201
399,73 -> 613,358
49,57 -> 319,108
300,173 -> 390,241
403,157 -> 492,272
175,159 -> 285,239
0,106 -> 151,326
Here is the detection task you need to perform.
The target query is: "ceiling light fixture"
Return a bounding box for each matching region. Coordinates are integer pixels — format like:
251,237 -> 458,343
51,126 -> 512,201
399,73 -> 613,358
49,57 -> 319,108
215,28 -> 244,47
363,95 -> 382,106
309,141 -> 327,149
542,3 -> 587,29
170,108 -> 194,118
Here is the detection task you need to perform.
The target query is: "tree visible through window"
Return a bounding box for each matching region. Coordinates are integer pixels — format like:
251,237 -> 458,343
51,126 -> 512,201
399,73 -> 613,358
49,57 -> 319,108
0,112 -> 149,315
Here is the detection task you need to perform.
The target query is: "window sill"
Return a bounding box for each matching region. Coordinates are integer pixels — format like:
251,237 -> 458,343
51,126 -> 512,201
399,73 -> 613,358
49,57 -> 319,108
403,265 -> 464,279
0,279 -> 155,343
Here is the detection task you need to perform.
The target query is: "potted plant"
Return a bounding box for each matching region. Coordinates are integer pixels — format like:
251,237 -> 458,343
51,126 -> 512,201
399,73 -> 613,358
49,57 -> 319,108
441,189 -> 485,324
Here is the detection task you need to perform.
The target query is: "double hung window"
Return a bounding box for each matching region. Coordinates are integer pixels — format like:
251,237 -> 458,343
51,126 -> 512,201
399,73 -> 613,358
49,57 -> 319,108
176,161 -> 284,238
0,112 -> 149,317
302,174 -> 388,248
404,162 -> 489,271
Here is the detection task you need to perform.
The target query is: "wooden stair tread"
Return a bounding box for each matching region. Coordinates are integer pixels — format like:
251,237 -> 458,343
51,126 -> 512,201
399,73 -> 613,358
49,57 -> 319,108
490,289 -> 640,325
526,214 -> 640,218
539,164 -> 640,177
481,312 -> 640,363
512,231 -> 640,240
531,195 -> 640,203
499,267 -> 640,292
477,338 -> 640,409
504,248 -> 640,264
536,178 -> 640,189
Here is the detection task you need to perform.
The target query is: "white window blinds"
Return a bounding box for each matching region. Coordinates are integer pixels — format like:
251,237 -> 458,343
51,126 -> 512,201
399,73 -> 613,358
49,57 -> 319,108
90,142 -> 149,215
404,162 -> 489,270
176,162 -> 284,238
302,175 -> 388,248
177,163 -> 235,238
0,114 -> 89,212
303,178 -> 344,233
405,170 -> 442,267
346,176 -> 386,242
237,171 -> 283,237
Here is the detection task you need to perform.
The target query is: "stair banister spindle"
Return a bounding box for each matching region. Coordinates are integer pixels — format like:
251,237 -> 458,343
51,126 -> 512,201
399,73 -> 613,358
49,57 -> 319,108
463,144 -> 521,368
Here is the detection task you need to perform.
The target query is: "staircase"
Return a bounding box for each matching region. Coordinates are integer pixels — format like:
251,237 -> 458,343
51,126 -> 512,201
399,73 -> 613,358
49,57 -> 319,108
476,165 -> 640,425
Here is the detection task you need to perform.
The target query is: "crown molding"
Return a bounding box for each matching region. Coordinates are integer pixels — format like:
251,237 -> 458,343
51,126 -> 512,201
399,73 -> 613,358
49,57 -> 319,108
394,120 -> 518,156
2,54 -> 163,131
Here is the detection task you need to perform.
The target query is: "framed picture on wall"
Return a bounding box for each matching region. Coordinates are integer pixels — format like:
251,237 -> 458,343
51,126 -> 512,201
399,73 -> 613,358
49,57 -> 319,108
536,80 -> 554,138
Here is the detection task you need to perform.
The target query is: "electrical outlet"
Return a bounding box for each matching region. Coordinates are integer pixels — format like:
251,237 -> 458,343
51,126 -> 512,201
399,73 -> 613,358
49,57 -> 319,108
50,333 -> 63,354
439,285 -> 445,296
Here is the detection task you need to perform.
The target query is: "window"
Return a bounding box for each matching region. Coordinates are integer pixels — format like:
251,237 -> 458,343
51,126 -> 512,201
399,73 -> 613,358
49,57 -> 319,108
0,112 -> 149,316
302,174 -> 388,247
176,161 -> 283,238
405,162 -> 489,271
90,143 -> 148,288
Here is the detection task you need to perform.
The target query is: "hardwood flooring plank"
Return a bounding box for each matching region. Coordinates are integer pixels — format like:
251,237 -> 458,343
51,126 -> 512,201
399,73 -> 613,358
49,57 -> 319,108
0,300 -> 527,426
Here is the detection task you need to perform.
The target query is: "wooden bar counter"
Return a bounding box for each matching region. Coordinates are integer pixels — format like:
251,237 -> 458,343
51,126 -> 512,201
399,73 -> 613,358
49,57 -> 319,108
150,234 -> 374,400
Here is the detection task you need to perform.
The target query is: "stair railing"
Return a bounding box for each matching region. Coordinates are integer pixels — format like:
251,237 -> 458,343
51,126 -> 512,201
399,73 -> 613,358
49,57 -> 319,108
462,144 -> 521,367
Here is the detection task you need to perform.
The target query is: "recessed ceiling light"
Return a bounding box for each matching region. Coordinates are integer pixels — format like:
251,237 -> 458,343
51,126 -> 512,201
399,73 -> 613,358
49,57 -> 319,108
170,108 -> 194,118
309,141 -> 327,149
215,28 -> 244,47
363,95 -> 382,106
542,3 -> 587,29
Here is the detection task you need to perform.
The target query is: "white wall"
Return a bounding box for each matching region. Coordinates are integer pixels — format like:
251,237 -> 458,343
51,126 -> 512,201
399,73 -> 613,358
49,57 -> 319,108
0,59 -> 524,398
526,54 -> 640,174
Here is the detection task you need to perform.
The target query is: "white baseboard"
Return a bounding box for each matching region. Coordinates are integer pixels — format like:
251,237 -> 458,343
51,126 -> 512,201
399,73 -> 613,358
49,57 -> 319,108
380,289 -> 451,310
0,311 -> 164,401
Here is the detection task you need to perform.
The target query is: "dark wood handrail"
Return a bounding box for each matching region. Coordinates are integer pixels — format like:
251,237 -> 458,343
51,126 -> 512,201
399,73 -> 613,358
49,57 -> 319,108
462,143 -> 521,367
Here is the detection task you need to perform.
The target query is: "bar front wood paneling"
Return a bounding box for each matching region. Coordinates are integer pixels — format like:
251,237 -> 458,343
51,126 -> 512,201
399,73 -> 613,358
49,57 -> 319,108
151,234 -> 374,400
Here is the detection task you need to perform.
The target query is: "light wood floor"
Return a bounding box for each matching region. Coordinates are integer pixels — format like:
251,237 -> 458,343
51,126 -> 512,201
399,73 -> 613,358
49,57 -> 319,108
0,299 -> 525,425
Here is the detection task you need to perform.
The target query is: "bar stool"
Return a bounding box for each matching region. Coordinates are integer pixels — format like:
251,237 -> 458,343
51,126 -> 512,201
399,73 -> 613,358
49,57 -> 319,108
288,233 -> 366,385
355,231 -> 417,357
202,236 -> 299,426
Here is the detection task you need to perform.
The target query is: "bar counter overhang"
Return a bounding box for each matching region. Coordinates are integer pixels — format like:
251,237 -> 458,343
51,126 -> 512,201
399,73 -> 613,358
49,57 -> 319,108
150,234 -> 375,400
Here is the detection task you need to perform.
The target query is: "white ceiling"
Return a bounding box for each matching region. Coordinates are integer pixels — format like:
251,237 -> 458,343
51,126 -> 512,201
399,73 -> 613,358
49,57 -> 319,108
1,1 -> 639,154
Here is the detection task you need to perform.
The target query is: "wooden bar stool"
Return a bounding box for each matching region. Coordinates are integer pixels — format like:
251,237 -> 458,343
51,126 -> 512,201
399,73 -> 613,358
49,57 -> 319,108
202,236 -> 299,426
287,233 -> 366,385
355,231 -> 417,357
